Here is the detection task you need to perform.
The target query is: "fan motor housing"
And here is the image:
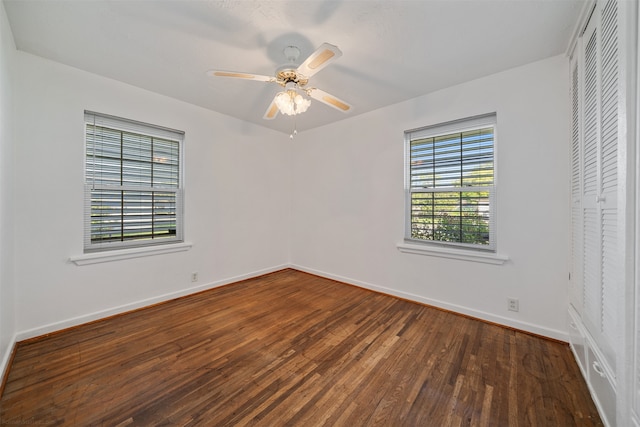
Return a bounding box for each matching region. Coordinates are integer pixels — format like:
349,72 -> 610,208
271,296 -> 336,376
276,69 -> 309,87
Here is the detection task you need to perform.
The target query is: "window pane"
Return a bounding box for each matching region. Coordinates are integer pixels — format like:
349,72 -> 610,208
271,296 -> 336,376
411,192 -> 434,240
86,125 -> 123,186
90,189 -> 177,243
410,127 -> 494,190
152,138 -> 180,188
86,125 -> 180,189
122,132 -> 152,187
433,133 -> 462,188
153,192 -> 178,237
410,138 -> 435,188
460,128 -> 493,186
460,191 -> 490,245
410,191 -> 490,246
90,189 -> 123,243
122,191 -> 153,240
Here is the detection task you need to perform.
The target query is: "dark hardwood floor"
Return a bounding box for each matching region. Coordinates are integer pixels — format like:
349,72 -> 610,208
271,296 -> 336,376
1,269 -> 602,426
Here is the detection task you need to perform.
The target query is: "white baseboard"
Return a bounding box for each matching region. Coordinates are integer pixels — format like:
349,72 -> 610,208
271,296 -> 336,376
0,334 -> 17,387
13,262 -> 568,346
291,264 -> 569,342
15,264 -> 290,342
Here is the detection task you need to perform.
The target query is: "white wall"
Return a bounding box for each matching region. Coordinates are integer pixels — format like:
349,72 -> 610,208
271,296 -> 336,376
291,55 -> 570,340
0,1 -> 16,373
9,47 -> 570,342
12,52 -> 292,338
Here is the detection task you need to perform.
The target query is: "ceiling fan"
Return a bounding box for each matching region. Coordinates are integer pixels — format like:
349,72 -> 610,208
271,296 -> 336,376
208,43 -> 352,120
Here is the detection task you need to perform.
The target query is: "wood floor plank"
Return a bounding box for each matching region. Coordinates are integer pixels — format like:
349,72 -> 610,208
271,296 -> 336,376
0,269 -> 602,426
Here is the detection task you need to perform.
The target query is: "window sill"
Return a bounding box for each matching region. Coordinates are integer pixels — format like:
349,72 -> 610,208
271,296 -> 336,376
397,242 -> 508,265
69,242 -> 193,266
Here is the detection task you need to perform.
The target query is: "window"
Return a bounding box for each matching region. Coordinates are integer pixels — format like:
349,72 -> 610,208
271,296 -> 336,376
405,113 -> 496,251
84,111 -> 184,253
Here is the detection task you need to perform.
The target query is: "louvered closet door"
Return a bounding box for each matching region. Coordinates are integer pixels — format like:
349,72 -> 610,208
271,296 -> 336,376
581,0 -> 619,374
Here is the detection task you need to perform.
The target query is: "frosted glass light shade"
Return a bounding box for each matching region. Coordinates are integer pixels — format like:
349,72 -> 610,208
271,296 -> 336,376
275,89 -> 311,116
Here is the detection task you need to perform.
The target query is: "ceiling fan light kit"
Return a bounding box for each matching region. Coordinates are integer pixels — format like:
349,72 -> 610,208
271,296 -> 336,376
210,42 -> 352,123
274,86 -> 311,116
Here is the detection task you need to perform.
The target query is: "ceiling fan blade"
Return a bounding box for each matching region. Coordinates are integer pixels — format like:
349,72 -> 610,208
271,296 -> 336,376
307,88 -> 352,113
296,43 -> 342,78
263,96 -> 279,120
207,70 -> 274,82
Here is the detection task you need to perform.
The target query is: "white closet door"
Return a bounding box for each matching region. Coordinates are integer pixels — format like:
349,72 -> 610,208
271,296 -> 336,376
580,0 -> 619,374
569,0 -> 635,424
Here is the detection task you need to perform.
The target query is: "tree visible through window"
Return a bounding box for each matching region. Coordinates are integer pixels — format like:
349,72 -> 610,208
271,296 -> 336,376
84,111 -> 184,252
405,114 -> 496,251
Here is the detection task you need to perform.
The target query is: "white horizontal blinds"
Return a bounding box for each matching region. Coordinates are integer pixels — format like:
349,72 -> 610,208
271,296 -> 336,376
84,111 -> 184,252
407,114 -> 495,250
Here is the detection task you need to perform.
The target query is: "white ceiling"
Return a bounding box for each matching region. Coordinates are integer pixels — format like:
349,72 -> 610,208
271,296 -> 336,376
4,0 -> 585,135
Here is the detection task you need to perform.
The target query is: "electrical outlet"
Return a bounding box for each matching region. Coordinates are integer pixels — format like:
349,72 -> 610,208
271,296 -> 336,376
507,298 -> 519,312
191,272 -> 198,282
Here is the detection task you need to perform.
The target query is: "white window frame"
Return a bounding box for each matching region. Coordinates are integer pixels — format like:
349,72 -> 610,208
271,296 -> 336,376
83,111 -> 185,253
402,113 -> 501,257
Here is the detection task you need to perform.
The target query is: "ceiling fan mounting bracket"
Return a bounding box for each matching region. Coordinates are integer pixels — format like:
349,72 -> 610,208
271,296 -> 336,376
283,45 -> 301,63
